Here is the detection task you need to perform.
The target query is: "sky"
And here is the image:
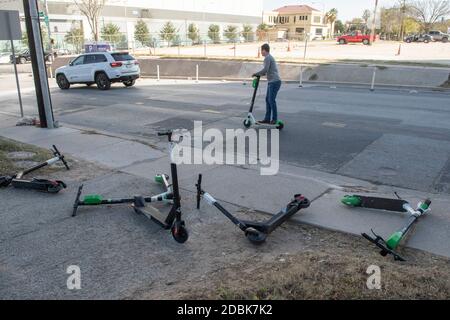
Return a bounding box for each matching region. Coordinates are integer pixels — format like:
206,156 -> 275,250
264,0 -> 393,22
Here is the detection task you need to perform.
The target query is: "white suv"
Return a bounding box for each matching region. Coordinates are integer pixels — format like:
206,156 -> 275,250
55,52 -> 140,90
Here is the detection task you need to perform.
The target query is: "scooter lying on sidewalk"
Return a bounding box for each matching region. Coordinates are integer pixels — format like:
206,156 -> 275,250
0,145 -> 70,193
72,130 -> 188,243
243,76 -> 284,130
342,194 -> 431,261
196,174 -> 310,244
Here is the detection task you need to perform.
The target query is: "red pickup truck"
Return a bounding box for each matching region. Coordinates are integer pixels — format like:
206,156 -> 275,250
337,31 -> 375,45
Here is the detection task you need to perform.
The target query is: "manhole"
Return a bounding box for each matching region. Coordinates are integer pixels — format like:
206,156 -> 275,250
7,151 -> 36,160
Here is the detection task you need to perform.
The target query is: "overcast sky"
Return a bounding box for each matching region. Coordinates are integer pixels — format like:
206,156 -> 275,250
264,0 -> 393,21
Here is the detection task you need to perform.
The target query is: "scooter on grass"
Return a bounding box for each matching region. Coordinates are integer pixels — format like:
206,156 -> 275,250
0,145 -> 70,193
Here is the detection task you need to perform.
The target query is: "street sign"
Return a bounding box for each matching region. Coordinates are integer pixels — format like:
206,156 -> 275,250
0,10 -> 21,40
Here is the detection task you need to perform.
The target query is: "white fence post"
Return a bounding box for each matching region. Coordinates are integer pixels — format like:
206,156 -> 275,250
371,67 -> 377,91
157,65 -> 160,82
196,64 -> 199,83
299,65 -> 303,88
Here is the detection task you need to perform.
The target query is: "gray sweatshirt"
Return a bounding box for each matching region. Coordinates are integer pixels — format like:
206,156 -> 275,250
254,54 -> 281,83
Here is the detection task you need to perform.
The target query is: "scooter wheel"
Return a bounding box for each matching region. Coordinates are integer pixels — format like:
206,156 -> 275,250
276,123 -> 284,130
47,184 -> 63,194
243,119 -> 251,128
245,227 -> 267,245
171,222 -> 189,243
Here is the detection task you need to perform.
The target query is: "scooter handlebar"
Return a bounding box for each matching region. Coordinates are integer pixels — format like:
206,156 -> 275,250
52,145 -> 70,170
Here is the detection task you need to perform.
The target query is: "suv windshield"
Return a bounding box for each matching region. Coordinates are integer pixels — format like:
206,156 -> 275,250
111,53 -> 135,61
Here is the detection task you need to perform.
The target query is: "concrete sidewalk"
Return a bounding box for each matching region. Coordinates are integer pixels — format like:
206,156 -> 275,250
1,120 -> 449,259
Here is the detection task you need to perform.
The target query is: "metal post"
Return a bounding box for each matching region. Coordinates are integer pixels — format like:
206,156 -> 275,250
370,0 -> 379,45
299,65 -> 303,88
6,15 -> 24,117
303,34 -> 309,60
370,67 -> 377,91
157,64 -> 160,81
204,40 -> 207,57
23,0 -> 54,128
196,64 -> 199,83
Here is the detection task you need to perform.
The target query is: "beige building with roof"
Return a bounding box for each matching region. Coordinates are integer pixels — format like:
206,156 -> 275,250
263,5 -> 330,41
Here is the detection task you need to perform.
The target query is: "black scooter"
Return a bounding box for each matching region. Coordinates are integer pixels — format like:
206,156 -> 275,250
72,131 -> 188,243
196,174 -> 310,244
0,145 -> 70,193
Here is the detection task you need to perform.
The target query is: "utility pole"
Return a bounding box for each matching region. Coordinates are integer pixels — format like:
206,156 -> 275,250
370,0 -> 379,45
399,0 -> 407,40
23,0 -> 55,128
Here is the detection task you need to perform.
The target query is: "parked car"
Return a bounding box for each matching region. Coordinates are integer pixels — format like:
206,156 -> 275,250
10,49 -> 56,64
428,30 -> 449,42
337,31 -> 375,45
55,51 -> 140,90
404,34 -> 433,43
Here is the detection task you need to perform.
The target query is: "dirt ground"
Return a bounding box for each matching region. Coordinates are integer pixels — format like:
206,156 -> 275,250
136,218 -> 450,300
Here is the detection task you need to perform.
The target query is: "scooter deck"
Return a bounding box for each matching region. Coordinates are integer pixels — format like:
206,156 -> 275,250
343,195 -> 408,212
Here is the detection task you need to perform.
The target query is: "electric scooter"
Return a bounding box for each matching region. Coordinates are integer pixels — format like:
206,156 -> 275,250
0,145 -> 70,193
243,76 -> 284,130
342,194 -> 431,261
196,174 -> 310,244
72,130 -> 188,243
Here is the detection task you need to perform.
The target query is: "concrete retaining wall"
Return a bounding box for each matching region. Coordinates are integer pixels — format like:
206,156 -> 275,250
51,56 -> 450,89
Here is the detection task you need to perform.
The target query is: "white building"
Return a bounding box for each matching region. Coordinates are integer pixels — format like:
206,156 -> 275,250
1,0 -> 263,49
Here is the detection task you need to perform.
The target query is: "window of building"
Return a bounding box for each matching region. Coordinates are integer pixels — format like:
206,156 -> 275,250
294,16 -> 296,23
296,28 -> 305,34
315,28 -> 323,35
314,16 -> 321,23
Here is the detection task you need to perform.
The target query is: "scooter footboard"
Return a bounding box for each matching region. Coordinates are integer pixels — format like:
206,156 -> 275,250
244,195 -> 311,235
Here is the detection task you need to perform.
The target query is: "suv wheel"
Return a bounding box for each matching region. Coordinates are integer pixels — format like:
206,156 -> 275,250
339,39 -> 346,45
363,39 -> 370,45
424,39 -> 429,43
442,37 -> 448,43
95,72 -> 111,90
19,57 -> 26,64
123,79 -> 136,87
56,74 -> 70,90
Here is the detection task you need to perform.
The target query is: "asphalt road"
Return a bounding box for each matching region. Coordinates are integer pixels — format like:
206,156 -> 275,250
2,77 -> 449,194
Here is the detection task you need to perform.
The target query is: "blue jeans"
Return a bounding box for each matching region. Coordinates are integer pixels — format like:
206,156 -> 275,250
264,80 -> 281,122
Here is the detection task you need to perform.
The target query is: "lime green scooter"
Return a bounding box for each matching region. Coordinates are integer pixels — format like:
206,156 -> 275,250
342,194 -> 431,261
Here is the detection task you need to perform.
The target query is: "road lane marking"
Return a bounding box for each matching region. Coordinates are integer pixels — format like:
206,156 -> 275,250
322,122 -> 347,128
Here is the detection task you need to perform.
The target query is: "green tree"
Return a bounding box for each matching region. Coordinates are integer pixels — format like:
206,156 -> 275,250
101,23 -> 122,43
334,20 -> 345,34
224,25 -> 239,42
241,24 -> 254,42
256,23 -> 269,41
325,8 -> 338,37
64,27 -> 84,53
187,23 -> 200,44
160,21 -> 177,45
134,19 -> 151,47
208,24 -> 220,43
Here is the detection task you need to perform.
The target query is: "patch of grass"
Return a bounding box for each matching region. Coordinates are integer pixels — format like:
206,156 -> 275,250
177,229 -> 450,300
0,137 -> 56,175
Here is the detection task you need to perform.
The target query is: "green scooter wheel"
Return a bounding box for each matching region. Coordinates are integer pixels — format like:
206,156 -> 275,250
275,120 -> 284,130
243,119 -> 251,128
341,195 -> 362,207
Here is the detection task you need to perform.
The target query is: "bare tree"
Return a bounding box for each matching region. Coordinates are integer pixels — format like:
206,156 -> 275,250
73,0 -> 106,41
410,0 -> 450,31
